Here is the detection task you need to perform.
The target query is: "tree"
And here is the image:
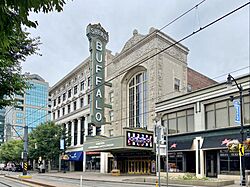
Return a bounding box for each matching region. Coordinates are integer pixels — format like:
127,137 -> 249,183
0,139 -> 23,163
28,121 -> 63,162
0,0 -> 67,108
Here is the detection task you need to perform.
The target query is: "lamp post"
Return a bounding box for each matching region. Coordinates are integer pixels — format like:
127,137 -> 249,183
155,114 -> 162,187
227,74 -> 246,186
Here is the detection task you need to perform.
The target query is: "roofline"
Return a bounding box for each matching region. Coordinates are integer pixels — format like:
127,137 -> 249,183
156,73 -> 250,106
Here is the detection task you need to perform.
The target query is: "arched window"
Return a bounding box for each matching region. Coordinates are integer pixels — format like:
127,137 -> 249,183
128,71 -> 147,128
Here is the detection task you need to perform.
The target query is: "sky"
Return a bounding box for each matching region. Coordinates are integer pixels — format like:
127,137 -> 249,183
23,0 -> 250,86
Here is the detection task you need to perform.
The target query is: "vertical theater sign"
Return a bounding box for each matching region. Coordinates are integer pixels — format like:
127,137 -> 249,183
86,23 -> 109,127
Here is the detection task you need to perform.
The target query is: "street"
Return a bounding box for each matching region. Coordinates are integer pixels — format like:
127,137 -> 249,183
0,176 -> 32,187
23,175 -> 188,187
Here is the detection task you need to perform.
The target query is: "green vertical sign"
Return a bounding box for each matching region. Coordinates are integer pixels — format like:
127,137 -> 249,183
86,23 -> 109,127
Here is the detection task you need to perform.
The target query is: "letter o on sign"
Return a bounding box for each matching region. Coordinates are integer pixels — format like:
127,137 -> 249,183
96,112 -> 102,122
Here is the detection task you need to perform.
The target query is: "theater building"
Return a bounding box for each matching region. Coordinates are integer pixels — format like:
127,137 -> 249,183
155,74 -> 250,178
49,23 -> 215,173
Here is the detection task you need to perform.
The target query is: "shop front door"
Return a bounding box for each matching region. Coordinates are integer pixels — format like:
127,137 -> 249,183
206,150 -> 218,177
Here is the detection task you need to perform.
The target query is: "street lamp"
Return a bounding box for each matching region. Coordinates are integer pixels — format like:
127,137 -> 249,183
154,114 -> 162,187
226,74 -> 246,186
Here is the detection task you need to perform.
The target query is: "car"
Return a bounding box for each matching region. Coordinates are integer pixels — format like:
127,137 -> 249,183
0,163 -> 5,170
12,165 -> 22,172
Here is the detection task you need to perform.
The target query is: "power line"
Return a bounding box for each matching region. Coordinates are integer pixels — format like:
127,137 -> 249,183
13,2 -> 250,131
49,2 -> 250,123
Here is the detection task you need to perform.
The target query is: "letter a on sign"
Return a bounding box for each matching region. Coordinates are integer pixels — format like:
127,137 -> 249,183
239,144 -> 244,157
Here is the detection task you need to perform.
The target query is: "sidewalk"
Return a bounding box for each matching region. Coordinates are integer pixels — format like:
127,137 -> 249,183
3,171 -> 245,187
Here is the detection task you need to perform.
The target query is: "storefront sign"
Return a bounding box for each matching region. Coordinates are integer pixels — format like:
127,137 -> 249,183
126,131 -> 153,148
83,136 -> 123,152
86,23 -> 109,126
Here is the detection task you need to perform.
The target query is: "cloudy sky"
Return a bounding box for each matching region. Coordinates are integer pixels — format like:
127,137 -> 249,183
23,0 -> 250,86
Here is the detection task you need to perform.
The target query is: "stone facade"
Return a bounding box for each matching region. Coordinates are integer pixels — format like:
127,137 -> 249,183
50,26 -> 215,173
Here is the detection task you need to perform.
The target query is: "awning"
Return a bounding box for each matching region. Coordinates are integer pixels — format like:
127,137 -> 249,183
168,139 -> 193,151
67,151 -> 83,161
201,134 -> 241,149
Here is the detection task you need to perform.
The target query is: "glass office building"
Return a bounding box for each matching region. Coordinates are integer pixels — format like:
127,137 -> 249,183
4,73 -> 50,140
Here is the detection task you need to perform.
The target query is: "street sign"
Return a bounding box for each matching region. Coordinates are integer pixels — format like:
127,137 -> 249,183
239,144 -> 245,157
233,100 -> 241,124
60,139 -> 64,150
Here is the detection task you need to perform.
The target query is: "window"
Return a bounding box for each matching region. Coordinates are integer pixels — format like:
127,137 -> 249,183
63,93 -> 66,101
53,112 -> 55,120
109,92 -> 114,103
109,111 -> 114,122
163,109 -> 194,134
16,112 -> 24,118
187,84 -> 192,92
57,110 -> 60,118
58,96 -> 61,104
128,72 -> 147,128
174,78 -> 180,91
53,100 -> 56,107
87,95 -> 90,104
68,89 -> 72,98
80,81 -> 84,91
62,107 -> 65,116
74,121 -> 77,145
205,96 -> 250,130
74,85 -> 78,95
16,119 -> 23,124
80,98 -> 84,108
67,104 -> 71,113
87,77 -> 91,87
80,119 -> 84,144
73,101 -> 77,110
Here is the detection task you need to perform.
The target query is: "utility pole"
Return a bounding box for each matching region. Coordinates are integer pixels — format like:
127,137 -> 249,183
23,125 -> 28,175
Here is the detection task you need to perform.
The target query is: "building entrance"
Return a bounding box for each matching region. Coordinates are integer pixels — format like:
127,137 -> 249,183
127,160 -> 151,174
206,150 -> 218,177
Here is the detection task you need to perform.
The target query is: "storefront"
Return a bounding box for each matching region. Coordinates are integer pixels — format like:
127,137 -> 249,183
65,151 -> 83,171
83,128 -> 154,174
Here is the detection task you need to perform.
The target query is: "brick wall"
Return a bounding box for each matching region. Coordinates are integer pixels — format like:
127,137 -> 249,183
187,68 -> 217,91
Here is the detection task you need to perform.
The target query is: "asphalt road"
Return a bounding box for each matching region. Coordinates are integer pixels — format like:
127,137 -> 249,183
0,176 -> 32,187
34,175 -> 187,187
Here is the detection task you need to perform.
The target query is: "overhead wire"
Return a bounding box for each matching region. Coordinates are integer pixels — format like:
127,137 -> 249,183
6,1 -> 250,133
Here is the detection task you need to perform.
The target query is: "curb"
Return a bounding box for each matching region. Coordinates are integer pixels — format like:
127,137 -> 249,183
5,175 -> 56,187
37,174 -> 197,187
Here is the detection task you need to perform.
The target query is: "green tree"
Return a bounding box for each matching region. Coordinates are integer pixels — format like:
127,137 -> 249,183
28,121 -> 63,162
0,139 -> 23,163
0,0 -> 67,108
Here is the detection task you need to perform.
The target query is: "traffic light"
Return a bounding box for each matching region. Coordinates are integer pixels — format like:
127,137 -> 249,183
96,127 -> 101,135
88,124 -> 93,136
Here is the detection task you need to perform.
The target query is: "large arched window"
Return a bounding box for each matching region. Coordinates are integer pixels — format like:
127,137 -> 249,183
128,71 -> 147,128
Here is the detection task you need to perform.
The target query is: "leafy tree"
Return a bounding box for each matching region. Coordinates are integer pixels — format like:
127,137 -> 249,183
0,0 -> 67,108
0,139 -> 23,163
28,121 -> 63,162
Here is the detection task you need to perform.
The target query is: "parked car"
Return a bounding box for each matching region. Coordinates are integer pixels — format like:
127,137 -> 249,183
0,163 -> 5,170
12,165 -> 22,172
4,165 -> 13,171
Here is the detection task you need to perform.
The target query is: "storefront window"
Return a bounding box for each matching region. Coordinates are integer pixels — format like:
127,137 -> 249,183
163,109 -> 194,134
220,150 -> 240,174
168,152 -> 183,172
206,96 -> 250,130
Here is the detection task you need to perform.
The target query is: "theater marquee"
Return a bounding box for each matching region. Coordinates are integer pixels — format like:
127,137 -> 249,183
86,23 -> 109,126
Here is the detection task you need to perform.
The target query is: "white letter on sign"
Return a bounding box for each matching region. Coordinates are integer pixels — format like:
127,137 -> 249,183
96,113 -> 102,121
96,41 -> 102,51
